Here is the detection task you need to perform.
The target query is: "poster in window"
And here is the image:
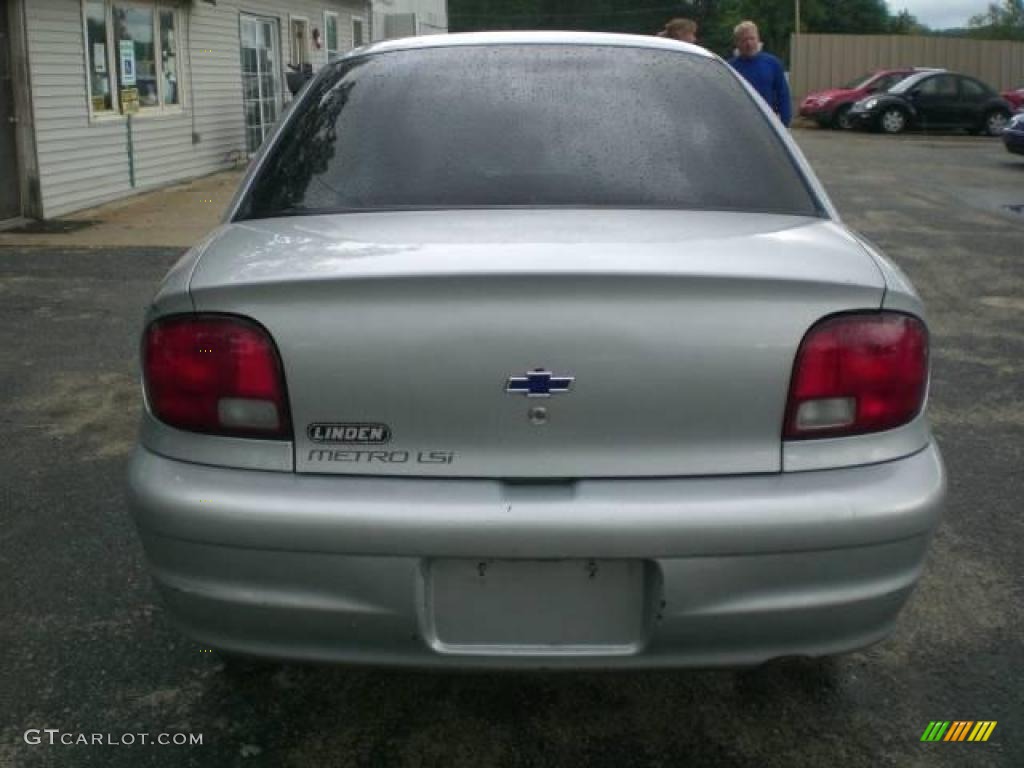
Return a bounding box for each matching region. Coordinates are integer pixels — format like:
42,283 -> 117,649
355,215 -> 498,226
94,44 -> 107,73
120,40 -> 136,86
120,87 -> 139,114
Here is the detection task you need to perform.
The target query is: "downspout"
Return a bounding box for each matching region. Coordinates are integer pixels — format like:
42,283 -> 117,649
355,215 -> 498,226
126,115 -> 135,187
187,7 -> 198,144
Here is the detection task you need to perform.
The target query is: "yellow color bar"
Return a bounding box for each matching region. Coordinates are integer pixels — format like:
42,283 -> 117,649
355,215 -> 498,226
966,721 -> 997,742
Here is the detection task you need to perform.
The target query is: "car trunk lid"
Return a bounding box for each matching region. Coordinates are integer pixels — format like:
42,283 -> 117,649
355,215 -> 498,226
188,209 -> 884,478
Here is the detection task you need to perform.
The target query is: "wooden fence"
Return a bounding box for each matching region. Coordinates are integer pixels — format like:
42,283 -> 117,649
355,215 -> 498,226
789,33 -> 1024,102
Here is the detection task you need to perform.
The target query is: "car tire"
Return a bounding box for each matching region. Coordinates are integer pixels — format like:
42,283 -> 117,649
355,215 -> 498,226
879,107 -> 907,134
833,105 -> 853,130
983,110 -> 1009,137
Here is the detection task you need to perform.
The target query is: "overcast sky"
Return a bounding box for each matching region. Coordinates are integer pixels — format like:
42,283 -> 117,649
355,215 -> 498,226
890,1 -> 993,29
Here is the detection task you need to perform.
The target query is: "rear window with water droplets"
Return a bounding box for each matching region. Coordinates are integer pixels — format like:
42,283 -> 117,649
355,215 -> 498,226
239,45 -> 821,218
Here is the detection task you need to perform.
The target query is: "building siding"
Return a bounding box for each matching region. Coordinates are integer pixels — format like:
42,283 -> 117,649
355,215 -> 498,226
372,0 -> 448,40
25,0 -> 371,218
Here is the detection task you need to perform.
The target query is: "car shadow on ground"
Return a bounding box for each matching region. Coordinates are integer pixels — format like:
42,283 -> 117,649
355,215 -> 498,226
187,654 -> 851,766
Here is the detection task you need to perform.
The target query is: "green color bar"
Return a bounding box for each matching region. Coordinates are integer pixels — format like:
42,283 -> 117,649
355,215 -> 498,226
921,721 -> 951,742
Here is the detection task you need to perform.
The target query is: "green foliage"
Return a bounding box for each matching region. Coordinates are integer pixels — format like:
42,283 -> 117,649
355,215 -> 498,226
449,1 -> 933,62
715,0 -> 799,57
806,0 -> 890,34
968,0 -> 1024,40
449,2 -> 709,37
888,9 -> 926,35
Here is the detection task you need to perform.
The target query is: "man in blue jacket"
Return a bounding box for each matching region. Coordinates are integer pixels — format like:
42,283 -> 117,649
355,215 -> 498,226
728,21 -> 792,127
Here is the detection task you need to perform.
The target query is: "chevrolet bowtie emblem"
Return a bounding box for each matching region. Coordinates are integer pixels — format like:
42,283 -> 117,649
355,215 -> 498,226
505,369 -> 574,397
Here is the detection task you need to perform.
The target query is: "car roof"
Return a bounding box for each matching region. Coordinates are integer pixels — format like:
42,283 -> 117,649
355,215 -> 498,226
892,70 -> 943,89
352,31 -> 715,61
875,67 -> 942,74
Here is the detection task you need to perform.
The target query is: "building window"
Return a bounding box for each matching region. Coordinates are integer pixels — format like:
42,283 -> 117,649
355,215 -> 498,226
240,15 -> 282,153
352,16 -> 366,49
85,1 -> 113,112
324,11 -> 339,61
82,1 -> 183,117
115,7 -> 158,107
160,10 -> 179,105
289,17 -> 310,68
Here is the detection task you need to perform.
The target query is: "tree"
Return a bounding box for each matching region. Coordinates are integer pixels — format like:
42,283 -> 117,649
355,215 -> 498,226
449,2 -> 718,36
888,8 -> 927,35
968,0 -> 1024,39
712,0 -> 794,57
448,1 -> 944,61
711,0 -> 890,60
806,0 -> 890,34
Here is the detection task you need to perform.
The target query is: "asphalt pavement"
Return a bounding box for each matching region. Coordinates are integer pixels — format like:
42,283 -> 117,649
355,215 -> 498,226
1,130 -> 1022,767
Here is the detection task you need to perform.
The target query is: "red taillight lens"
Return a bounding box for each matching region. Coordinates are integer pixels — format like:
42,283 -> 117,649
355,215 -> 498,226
784,313 -> 928,440
143,315 -> 292,439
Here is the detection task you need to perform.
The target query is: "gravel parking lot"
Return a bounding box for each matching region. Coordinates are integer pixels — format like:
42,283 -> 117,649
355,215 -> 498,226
1,130 -> 1022,768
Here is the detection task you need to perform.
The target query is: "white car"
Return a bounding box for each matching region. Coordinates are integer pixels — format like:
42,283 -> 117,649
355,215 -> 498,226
128,32 -> 946,668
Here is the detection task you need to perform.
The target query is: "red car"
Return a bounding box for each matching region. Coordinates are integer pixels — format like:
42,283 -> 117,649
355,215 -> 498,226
800,68 -> 942,129
1002,88 -> 1024,111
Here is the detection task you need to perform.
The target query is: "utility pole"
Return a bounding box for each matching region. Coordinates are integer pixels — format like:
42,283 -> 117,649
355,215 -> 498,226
795,0 -> 801,34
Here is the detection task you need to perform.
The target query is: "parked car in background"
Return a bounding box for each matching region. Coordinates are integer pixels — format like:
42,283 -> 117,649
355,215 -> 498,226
849,70 -> 1012,135
129,32 -> 945,669
1001,87 -> 1024,112
799,68 -> 938,129
1004,112 -> 1024,155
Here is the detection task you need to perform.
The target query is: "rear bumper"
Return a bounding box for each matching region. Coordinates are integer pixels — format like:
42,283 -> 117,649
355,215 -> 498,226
127,443 -> 946,668
1003,128 -> 1024,154
798,104 -> 837,124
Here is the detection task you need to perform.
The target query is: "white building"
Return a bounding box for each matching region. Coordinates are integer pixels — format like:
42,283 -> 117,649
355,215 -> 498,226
1,0 -> 376,222
371,0 -> 446,41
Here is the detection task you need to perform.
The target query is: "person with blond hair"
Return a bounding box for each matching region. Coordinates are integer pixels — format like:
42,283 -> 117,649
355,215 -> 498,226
659,17 -> 698,44
727,20 -> 791,126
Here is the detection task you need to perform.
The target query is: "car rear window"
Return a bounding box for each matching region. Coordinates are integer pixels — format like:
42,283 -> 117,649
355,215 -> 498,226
238,45 -> 821,219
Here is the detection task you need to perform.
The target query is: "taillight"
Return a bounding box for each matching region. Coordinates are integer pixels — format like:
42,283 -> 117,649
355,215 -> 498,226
784,313 -> 928,440
143,315 -> 292,439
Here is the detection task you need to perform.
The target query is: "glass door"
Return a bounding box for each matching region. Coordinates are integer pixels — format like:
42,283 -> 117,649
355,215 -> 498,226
240,16 -> 282,153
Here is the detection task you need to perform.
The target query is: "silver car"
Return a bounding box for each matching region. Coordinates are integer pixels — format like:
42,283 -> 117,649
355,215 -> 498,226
128,32 -> 946,668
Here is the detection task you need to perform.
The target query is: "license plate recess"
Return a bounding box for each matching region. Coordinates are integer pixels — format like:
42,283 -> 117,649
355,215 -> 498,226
426,558 -> 647,653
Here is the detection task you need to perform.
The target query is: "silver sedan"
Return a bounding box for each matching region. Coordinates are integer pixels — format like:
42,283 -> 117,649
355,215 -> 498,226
128,32 -> 946,668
